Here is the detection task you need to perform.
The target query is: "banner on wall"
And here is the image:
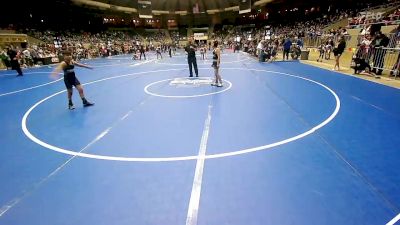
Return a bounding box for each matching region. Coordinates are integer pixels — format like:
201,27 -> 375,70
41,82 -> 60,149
239,0 -> 251,14
138,0 -> 153,18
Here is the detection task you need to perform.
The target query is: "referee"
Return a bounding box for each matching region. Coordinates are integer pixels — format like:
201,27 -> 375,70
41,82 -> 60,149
185,39 -> 199,77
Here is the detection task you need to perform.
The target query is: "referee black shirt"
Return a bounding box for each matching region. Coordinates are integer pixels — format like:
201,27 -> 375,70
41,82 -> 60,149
185,43 -> 197,58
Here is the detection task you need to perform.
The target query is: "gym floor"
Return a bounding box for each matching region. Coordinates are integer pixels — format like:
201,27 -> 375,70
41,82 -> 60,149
0,50 -> 399,225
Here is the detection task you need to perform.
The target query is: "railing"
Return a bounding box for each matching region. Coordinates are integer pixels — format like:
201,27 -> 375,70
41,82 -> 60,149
0,34 -> 28,44
347,19 -> 400,29
356,33 -> 400,49
345,0 -> 400,28
303,33 -> 400,49
0,30 -> 16,34
385,33 -> 400,48
362,1 -> 400,12
352,46 -> 400,78
303,35 -> 351,48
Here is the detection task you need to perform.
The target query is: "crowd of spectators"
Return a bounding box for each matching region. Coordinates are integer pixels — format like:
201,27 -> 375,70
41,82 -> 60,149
0,30 -> 144,68
144,30 -> 167,43
347,2 -> 400,28
2,0 -> 400,71
169,30 -> 186,43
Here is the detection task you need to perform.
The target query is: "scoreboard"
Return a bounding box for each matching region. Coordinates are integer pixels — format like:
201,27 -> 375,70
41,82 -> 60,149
239,0 -> 251,14
138,0 -> 152,18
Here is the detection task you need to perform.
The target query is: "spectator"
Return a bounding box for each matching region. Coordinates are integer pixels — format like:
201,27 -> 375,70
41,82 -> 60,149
291,44 -> 301,60
333,36 -> 347,71
0,49 -> 11,69
371,31 -> 390,76
6,46 -> 23,76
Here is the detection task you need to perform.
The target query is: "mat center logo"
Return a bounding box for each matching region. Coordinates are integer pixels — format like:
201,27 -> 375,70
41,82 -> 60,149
169,77 -> 213,87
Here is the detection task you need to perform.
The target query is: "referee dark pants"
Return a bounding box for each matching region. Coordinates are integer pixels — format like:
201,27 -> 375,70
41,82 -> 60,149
188,57 -> 198,77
